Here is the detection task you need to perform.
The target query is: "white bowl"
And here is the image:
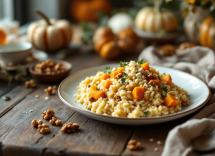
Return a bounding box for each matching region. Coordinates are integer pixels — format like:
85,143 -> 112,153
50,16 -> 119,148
0,42 -> 32,64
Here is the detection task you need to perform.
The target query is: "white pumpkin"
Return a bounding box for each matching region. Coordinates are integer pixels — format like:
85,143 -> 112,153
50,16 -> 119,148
108,13 -> 134,34
135,7 -> 178,33
183,8 -> 209,44
27,11 -> 72,52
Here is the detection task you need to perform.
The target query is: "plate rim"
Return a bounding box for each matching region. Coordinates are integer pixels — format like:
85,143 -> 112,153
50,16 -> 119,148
58,64 -> 211,120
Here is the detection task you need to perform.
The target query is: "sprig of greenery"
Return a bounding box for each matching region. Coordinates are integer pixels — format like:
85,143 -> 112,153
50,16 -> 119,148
104,66 -> 111,74
157,75 -> 161,80
144,111 -> 151,115
161,93 -> 167,98
162,86 -> 168,92
121,72 -> 128,83
137,59 -> 143,64
120,61 -> 128,67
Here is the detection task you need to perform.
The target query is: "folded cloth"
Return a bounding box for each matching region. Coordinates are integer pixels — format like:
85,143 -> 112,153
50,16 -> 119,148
138,46 -> 215,156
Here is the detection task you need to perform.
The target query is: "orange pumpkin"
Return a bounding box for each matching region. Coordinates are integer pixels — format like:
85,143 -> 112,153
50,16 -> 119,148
199,17 -> 215,50
70,0 -> 112,22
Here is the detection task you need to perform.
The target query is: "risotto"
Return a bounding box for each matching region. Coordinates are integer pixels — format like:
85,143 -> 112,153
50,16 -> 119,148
74,60 -> 189,118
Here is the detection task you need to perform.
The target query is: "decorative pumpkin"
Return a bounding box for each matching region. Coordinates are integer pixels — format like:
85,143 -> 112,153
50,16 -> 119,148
108,13 -> 134,34
93,27 -> 139,59
27,10 -> 72,52
0,29 -> 7,45
184,7 -> 209,44
70,0 -> 112,22
135,7 -> 178,33
199,16 -> 215,50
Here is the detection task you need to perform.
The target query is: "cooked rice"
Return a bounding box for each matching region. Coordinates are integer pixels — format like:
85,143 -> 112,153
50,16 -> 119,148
74,61 -> 189,118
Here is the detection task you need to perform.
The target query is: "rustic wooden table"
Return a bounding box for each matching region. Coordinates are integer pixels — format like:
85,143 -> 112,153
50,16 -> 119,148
0,34 -> 214,156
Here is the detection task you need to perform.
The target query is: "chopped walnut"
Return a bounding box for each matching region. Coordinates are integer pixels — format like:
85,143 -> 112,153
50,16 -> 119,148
113,95 -> 121,102
115,73 -> 123,79
25,79 -> 37,88
127,140 -> 142,151
148,80 -> 156,86
88,85 -> 91,88
34,59 -> 66,74
32,119 -> 43,127
38,123 -> 50,134
181,99 -> 189,106
49,117 -> 62,126
144,70 -> 156,79
179,42 -> 196,51
61,122 -> 80,133
42,109 -> 55,120
89,97 -> 95,102
44,86 -> 56,95
160,44 -> 176,56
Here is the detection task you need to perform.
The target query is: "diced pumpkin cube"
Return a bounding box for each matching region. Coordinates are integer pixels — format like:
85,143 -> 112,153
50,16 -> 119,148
163,94 -> 179,107
89,86 -> 106,101
99,73 -> 111,81
161,74 -> 172,85
140,62 -> 150,71
103,80 -> 112,89
148,76 -> 160,85
111,67 -> 125,79
132,87 -> 145,100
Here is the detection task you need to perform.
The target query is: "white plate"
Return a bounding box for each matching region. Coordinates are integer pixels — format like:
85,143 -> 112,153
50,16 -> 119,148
4,49 -> 48,71
58,64 -> 210,125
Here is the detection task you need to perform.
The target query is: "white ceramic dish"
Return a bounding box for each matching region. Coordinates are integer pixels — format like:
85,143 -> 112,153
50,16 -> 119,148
3,49 -> 48,71
58,64 -> 210,125
0,42 -> 32,64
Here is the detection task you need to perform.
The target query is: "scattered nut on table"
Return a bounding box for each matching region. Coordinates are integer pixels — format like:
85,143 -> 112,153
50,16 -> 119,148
42,109 -> 55,120
38,123 -> 50,134
159,44 -> 176,56
25,79 -> 37,88
50,117 -> 62,126
61,122 -> 80,133
127,140 -> 142,151
44,86 -> 56,95
32,119 -> 43,127
179,42 -> 196,51
34,59 -> 66,74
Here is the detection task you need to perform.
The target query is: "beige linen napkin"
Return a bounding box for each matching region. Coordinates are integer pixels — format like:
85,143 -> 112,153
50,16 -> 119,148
138,46 -> 215,156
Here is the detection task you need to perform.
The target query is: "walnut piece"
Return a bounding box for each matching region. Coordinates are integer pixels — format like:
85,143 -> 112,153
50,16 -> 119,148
179,42 -> 196,51
25,79 -> 37,88
44,86 -> 56,95
127,140 -> 142,151
89,97 -> 95,102
113,95 -> 121,102
181,99 -> 189,106
148,80 -> 156,86
115,73 -> 123,79
32,119 -> 43,127
144,70 -> 156,79
34,59 -> 66,74
42,109 -> 55,120
49,117 -> 62,126
38,123 -> 50,134
160,44 -> 176,56
61,122 -> 80,133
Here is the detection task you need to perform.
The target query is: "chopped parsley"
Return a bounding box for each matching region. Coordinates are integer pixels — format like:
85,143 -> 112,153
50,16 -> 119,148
104,66 -> 111,74
121,72 -> 128,83
161,93 -> 167,98
163,73 -> 166,75
137,59 -> 143,64
96,88 -> 100,90
157,75 -> 161,80
120,61 -> 128,67
96,84 -> 98,86
161,86 -> 168,92
144,111 -> 150,115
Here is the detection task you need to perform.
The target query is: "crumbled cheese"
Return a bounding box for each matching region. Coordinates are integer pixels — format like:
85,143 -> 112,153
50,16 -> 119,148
30,110 -> 33,112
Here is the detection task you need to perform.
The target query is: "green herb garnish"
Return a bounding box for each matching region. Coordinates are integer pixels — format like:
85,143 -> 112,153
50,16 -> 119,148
137,59 -> 143,64
163,73 -> 166,75
144,111 -> 150,115
104,66 -> 111,74
96,84 -> 98,86
161,94 -> 167,98
96,88 -> 100,90
120,61 -> 128,67
121,72 -> 128,83
157,75 -> 161,80
161,86 -> 168,92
